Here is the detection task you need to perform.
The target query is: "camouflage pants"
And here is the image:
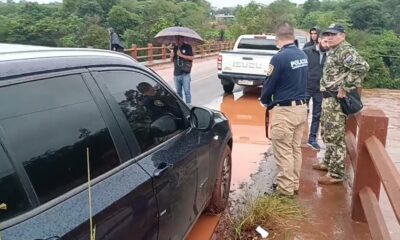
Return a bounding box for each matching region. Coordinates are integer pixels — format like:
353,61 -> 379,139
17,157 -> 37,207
321,98 -> 347,179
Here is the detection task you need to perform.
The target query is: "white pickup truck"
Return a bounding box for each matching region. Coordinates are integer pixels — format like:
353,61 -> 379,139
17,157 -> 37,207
217,34 -> 279,93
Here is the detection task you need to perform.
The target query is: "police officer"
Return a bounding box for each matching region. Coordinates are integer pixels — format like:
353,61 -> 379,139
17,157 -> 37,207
316,24 -> 369,184
260,22 -> 308,196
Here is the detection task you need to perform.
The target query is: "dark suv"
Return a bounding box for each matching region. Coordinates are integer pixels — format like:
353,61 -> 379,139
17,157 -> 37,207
0,44 -> 232,240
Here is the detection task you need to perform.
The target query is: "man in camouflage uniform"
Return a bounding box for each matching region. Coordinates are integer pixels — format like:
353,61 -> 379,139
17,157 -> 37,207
314,24 -> 369,184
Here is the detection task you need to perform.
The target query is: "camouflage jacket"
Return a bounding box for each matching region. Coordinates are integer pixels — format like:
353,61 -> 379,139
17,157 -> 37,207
320,41 -> 369,92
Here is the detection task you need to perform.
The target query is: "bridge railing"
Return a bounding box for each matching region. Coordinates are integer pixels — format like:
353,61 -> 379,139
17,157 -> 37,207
124,41 -> 235,65
345,107 -> 400,240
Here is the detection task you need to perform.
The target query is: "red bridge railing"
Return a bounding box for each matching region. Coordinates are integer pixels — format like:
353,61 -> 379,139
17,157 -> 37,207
345,108 -> 400,240
124,41 -> 234,64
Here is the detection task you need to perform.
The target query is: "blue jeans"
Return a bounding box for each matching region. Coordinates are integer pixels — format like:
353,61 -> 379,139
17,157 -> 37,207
306,91 -> 323,142
174,73 -> 191,104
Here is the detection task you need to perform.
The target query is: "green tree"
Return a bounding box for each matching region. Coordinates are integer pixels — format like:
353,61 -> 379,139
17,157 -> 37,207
301,11 -> 336,30
96,0 -> 118,14
232,2 -> 267,36
81,24 -> 109,48
265,0 -> 301,31
0,15 -> 11,42
107,5 -> 138,34
76,0 -> 103,18
302,0 -> 320,17
349,1 -> 389,33
63,0 -> 81,13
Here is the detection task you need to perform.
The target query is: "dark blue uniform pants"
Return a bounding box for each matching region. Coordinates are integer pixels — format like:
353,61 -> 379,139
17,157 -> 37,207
306,91 -> 323,142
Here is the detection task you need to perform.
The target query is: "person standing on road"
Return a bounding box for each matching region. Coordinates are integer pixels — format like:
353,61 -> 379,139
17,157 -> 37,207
303,34 -> 329,151
170,36 -> 194,104
316,24 -> 369,184
108,28 -> 124,52
260,22 -> 308,196
303,27 -> 320,49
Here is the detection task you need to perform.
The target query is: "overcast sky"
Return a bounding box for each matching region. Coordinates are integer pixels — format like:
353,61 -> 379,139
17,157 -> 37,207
3,0 -> 306,8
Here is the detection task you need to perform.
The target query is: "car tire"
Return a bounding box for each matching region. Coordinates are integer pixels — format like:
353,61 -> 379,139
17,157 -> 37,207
222,82 -> 234,93
205,145 -> 232,214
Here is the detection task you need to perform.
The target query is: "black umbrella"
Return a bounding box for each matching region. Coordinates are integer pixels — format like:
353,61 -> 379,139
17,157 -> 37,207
154,26 -> 204,45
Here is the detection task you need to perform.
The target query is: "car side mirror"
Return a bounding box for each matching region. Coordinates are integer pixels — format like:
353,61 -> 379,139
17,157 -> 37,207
190,107 -> 214,130
150,114 -> 177,138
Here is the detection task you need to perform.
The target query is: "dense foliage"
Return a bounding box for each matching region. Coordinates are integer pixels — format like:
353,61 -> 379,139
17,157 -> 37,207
0,0 -> 399,88
0,0 -> 214,48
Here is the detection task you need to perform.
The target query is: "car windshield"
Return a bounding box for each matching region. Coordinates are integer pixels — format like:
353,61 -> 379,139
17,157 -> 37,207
237,38 -> 279,51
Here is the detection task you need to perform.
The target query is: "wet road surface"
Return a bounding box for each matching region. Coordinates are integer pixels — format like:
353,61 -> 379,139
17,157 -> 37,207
153,59 -> 400,239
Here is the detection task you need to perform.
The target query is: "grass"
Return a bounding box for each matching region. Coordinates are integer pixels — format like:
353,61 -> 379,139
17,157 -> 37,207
228,194 -> 306,239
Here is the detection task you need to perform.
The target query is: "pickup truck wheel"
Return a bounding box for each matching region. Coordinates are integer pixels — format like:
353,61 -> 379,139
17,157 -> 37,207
205,146 -> 232,214
222,82 -> 234,93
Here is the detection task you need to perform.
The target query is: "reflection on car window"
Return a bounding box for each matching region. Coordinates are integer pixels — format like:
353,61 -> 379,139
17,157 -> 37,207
96,71 -> 187,152
0,148 -> 31,222
0,75 -> 120,204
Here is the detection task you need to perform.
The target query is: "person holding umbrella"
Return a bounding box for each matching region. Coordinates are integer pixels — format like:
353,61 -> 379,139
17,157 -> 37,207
170,36 -> 194,104
155,26 -> 204,105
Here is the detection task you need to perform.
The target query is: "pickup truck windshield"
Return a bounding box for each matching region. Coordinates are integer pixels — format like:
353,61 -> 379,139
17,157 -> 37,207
237,38 -> 279,51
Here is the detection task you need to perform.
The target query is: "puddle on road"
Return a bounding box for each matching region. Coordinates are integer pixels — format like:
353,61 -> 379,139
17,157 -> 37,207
206,87 -> 272,193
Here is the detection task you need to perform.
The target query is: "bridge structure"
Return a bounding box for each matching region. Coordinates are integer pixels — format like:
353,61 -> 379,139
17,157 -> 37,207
143,45 -> 399,239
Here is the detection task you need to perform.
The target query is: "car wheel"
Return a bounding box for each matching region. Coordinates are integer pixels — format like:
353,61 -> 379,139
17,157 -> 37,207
205,145 -> 232,214
222,82 -> 234,93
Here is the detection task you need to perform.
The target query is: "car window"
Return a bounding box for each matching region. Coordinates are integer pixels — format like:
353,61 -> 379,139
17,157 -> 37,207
96,71 -> 187,152
237,38 -> 279,51
0,148 -> 31,222
0,75 -> 120,204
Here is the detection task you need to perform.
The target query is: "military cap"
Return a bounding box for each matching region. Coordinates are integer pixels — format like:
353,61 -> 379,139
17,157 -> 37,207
323,23 -> 345,34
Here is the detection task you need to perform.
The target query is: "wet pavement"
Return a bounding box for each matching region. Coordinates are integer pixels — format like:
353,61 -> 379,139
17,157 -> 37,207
153,60 -> 400,239
217,88 -> 272,192
295,148 -> 372,240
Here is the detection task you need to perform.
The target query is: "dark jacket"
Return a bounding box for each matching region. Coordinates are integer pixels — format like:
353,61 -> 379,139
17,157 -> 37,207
260,43 -> 308,108
303,41 -> 315,49
303,45 -> 326,93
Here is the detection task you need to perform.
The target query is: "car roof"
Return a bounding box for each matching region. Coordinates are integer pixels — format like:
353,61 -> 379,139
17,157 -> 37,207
0,43 -> 52,53
238,34 -> 276,39
0,43 -> 142,80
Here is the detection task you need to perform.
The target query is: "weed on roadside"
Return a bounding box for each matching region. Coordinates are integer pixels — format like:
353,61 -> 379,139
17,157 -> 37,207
226,194 -> 306,239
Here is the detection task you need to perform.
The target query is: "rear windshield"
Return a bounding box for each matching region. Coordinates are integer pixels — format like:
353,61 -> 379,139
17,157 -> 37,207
237,38 -> 279,51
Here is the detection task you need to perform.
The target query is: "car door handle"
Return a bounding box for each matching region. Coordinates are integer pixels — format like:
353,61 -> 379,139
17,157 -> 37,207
0,203 -> 7,210
153,163 -> 171,178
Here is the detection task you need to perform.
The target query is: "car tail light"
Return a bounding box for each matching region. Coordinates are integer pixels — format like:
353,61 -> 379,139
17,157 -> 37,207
217,55 -> 222,71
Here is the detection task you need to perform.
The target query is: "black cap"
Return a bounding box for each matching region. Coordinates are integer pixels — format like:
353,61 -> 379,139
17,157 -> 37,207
323,23 -> 345,34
